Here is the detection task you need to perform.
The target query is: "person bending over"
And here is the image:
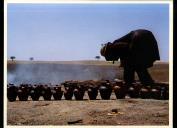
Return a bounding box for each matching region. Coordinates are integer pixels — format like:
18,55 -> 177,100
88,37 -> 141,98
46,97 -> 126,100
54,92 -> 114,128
100,29 -> 160,86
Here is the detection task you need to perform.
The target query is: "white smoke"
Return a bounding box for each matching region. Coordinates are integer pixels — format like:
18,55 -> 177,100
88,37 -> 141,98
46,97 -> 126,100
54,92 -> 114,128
7,62 -> 123,86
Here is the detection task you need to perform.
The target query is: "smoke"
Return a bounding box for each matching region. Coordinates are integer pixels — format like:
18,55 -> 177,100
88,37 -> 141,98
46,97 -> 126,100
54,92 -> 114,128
7,62 -> 123,86
7,73 -> 16,84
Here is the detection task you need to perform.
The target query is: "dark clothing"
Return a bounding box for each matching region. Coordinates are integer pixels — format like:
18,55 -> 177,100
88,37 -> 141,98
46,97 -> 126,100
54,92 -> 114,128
114,29 -> 160,85
113,29 -> 160,68
124,64 -> 154,86
100,29 -> 160,85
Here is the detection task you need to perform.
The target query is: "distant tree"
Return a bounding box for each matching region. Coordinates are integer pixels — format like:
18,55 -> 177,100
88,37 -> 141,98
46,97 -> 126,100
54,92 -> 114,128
29,57 -> 34,61
10,56 -> 16,61
95,56 -> 101,60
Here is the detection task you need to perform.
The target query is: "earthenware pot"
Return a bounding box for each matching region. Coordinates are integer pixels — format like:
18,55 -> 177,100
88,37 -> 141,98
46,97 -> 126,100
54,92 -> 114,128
151,87 -> 161,99
132,83 -> 142,92
114,79 -> 124,87
17,85 -> 29,101
99,85 -> 112,100
139,87 -> 151,99
160,86 -> 169,100
7,85 -> 18,102
42,85 -> 52,100
30,85 -> 41,101
64,87 -> 74,100
113,85 -> 126,99
88,87 -> 98,100
128,86 -> 139,98
73,87 -> 85,100
52,86 -> 63,100
164,89 -> 169,100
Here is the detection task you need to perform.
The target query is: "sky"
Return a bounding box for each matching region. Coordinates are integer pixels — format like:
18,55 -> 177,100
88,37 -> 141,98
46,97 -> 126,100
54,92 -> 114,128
7,3 -> 169,61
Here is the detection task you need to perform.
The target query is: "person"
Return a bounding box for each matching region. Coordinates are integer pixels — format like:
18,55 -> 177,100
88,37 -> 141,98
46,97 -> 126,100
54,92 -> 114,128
100,29 -> 160,86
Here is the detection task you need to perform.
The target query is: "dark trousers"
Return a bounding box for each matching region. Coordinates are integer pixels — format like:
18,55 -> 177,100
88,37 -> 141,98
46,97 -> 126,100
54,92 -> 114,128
124,66 -> 154,86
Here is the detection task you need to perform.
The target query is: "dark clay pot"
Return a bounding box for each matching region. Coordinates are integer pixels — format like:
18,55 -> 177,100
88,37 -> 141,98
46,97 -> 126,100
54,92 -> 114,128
151,88 -> 161,99
88,87 -> 98,100
160,86 -> 169,100
114,81 -> 124,87
17,86 -> 29,101
99,85 -> 112,100
73,88 -> 85,100
7,85 -> 18,102
64,87 -> 73,100
30,85 -> 41,101
128,86 -> 139,98
164,90 -> 169,100
52,86 -> 63,100
42,85 -> 52,101
139,87 -> 151,99
113,85 -> 127,99
133,83 -> 142,91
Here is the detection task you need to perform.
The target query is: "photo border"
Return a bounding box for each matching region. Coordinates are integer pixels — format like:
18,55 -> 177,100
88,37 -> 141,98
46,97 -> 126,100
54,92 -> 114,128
4,0 -> 173,128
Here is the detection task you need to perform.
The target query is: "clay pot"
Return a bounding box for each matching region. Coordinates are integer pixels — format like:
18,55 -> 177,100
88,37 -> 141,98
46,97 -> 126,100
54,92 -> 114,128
151,88 -> 161,99
7,85 -> 18,102
114,79 -> 124,87
113,85 -> 127,99
37,84 -> 44,96
133,83 -> 142,91
73,87 -> 85,100
127,83 -> 142,98
128,86 -> 139,98
164,90 -> 169,100
27,84 -> 33,95
99,85 -> 112,100
52,86 -> 63,100
160,86 -> 169,100
88,87 -> 98,100
64,87 -> 74,100
17,86 -> 29,101
42,85 -> 52,101
139,87 -> 151,99
30,85 -> 41,101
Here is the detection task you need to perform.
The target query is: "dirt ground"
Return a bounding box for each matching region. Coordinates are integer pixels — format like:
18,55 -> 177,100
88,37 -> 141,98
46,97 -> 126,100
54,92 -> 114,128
7,61 -> 169,126
7,94 -> 169,125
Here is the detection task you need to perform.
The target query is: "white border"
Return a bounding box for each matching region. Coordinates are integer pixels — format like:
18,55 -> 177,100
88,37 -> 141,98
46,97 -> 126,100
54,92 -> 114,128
169,1 -> 173,128
6,0 -> 172,4
4,0 -> 173,128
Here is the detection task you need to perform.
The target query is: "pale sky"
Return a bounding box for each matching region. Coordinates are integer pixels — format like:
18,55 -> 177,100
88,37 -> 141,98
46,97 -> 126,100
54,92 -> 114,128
7,3 -> 169,61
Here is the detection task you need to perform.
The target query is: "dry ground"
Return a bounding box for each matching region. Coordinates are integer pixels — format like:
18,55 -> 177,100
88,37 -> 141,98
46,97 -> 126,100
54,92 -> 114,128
7,60 -> 169,126
7,95 -> 169,125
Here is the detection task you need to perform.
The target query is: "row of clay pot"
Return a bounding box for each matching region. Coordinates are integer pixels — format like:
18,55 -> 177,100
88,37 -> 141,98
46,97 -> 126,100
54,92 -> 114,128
7,84 -> 94,101
7,84 -> 54,101
7,82 -> 169,101
112,81 -> 169,100
139,86 -> 169,100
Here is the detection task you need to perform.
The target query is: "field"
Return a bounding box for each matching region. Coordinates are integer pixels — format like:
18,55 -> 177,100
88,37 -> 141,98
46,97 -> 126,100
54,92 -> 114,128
7,60 -> 169,126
